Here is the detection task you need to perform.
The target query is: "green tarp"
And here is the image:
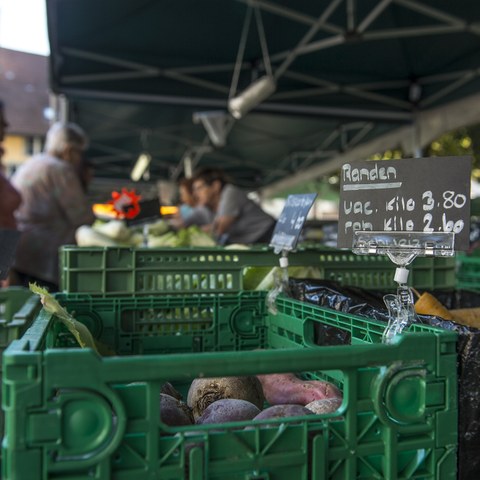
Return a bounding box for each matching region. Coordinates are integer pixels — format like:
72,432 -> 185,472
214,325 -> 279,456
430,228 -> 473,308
47,0 -> 480,192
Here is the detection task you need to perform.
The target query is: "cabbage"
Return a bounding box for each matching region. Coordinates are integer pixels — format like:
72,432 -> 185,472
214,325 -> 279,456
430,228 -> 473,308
186,226 -> 216,247
148,226 -> 215,247
145,219 -> 170,236
242,266 -> 274,290
76,225 -> 123,247
81,220 -> 216,248
93,220 -> 131,241
148,231 -> 182,247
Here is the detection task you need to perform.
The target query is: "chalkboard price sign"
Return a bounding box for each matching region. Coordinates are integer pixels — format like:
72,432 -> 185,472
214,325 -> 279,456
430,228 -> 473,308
337,156 -> 472,250
270,193 -> 317,253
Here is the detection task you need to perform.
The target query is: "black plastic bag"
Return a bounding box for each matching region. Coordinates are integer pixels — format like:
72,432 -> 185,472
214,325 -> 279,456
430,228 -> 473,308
289,278 -> 480,480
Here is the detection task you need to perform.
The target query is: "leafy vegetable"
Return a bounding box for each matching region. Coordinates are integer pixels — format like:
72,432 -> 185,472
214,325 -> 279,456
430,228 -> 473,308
29,283 -> 98,352
76,225 -> 122,247
243,266 -> 274,290
147,226 -> 215,247
148,231 -> 181,247
185,226 -> 216,247
93,220 -> 131,241
77,221 -> 216,248
146,219 -> 170,236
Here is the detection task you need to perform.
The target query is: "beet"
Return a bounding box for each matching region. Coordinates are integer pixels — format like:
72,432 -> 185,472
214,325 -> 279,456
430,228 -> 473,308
160,393 -> 194,426
244,404 -> 314,430
305,397 -> 342,415
161,381 -> 183,401
253,404 -> 314,421
196,399 -> 261,425
187,376 -> 265,420
256,373 -> 342,406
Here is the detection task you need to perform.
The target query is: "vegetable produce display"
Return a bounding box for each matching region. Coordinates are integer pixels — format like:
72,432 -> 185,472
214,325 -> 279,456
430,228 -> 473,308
75,220 -> 216,247
181,374 -> 342,428
29,280 -> 344,434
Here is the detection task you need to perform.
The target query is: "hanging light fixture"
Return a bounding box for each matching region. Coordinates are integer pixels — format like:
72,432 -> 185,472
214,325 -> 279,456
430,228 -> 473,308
131,130 -> 152,181
193,111 -> 231,147
130,152 -> 151,181
228,75 -> 276,119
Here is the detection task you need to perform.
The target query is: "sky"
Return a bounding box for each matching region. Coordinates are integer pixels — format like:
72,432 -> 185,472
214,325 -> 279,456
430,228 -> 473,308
0,0 -> 49,56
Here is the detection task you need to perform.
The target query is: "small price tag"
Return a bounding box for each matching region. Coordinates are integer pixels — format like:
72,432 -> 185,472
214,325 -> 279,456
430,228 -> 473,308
0,229 -> 21,281
270,193 -> 317,253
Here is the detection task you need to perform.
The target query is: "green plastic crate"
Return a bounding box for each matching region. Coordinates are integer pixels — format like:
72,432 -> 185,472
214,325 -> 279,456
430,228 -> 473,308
456,253 -> 480,292
0,288 -> 41,441
2,292 -> 457,479
0,287 -> 41,361
59,245 -> 457,295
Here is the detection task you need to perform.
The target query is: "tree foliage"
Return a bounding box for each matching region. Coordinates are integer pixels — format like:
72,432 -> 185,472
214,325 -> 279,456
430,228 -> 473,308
426,127 -> 475,164
369,124 -> 480,175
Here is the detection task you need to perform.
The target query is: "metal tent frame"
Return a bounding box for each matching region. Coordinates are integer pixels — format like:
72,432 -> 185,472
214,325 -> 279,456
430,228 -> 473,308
47,0 -> 480,193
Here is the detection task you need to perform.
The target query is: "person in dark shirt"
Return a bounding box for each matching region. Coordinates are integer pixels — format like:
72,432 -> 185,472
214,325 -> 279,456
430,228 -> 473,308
170,177 -> 214,230
192,167 -> 275,245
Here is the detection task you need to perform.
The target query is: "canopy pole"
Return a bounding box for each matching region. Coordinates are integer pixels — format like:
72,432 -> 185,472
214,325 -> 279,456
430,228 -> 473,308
229,4 -> 253,99
254,4 -> 273,77
412,116 -> 422,158
52,94 -> 69,123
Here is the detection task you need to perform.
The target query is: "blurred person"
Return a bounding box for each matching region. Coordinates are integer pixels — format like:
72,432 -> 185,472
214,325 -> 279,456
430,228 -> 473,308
10,122 -> 95,291
170,177 -> 213,229
178,177 -> 196,219
0,101 -> 21,230
78,157 -> 94,193
192,167 -> 275,245
0,101 -> 22,288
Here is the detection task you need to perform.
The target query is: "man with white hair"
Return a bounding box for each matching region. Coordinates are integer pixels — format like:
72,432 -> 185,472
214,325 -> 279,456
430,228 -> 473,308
10,122 -> 95,291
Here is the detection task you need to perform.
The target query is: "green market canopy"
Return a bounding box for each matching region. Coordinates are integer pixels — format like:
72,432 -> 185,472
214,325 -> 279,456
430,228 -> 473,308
47,0 -> 480,194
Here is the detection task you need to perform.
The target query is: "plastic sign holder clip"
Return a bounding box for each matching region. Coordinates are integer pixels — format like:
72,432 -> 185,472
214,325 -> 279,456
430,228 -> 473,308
266,249 -> 291,314
352,231 -> 455,343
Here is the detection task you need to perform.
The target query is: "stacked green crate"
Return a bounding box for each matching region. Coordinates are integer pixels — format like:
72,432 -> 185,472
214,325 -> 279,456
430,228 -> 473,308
0,288 -> 41,349
0,288 -> 41,436
1,245 -> 459,478
2,291 -> 457,479
59,245 -> 457,295
456,253 -> 480,292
